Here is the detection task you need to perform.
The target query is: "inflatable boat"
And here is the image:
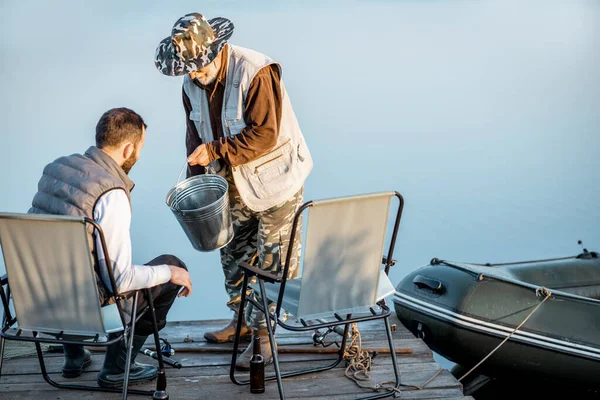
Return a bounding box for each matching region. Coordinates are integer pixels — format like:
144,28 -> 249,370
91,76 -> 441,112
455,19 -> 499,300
393,250 -> 600,389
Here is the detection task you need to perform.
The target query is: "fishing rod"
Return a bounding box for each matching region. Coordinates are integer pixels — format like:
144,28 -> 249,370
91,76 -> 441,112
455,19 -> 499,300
140,337 -> 182,369
140,348 -> 182,369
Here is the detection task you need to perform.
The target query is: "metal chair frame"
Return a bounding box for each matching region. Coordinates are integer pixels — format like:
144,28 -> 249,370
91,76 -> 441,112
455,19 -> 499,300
229,192 -> 405,400
0,214 -> 169,400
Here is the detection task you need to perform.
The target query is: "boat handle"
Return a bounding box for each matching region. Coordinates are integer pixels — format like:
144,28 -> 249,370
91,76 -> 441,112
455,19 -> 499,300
413,275 -> 444,293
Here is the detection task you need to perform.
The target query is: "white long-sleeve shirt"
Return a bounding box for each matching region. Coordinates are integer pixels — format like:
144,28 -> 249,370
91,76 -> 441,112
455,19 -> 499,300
94,189 -> 171,293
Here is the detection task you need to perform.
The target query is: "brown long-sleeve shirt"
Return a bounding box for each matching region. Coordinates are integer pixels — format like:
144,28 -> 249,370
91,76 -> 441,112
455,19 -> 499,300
183,45 -> 283,176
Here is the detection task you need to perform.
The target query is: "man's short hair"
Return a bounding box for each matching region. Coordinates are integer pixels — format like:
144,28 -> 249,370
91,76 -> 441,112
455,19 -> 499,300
95,107 -> 147,149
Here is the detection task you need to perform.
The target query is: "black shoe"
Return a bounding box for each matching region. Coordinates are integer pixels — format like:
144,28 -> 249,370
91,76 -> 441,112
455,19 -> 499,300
62,344 -> 92,378
97,335 -> 158,388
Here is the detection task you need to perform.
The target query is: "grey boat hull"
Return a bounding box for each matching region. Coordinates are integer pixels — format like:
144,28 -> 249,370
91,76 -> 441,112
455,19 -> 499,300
393,251 -> 600,389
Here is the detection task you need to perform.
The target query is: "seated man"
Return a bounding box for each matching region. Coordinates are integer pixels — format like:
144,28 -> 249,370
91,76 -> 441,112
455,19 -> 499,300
28,107 -> 193,388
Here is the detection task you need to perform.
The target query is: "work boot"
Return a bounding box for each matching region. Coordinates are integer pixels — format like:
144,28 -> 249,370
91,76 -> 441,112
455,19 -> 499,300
97,335 -> 158,388
235,329 -> 276,371
62,344 -> 92,378
204,315 -> 253,344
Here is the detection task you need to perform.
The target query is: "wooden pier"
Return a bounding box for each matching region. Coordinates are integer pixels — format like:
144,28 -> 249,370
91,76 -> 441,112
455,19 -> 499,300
0,315 -> 473,399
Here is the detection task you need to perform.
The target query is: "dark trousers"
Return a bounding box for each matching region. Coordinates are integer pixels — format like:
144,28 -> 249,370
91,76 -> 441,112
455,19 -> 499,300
63,254 -> 187,359
132,254 -> 187,337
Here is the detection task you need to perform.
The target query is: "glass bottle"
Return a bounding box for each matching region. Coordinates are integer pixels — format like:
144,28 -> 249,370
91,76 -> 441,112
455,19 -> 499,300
250,335 -> 265,394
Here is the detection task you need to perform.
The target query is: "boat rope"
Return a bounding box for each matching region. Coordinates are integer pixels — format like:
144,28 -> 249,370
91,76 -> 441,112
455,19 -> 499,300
343,323 -> 374,384
457,286 -> 553,383
342,323 -> 444,393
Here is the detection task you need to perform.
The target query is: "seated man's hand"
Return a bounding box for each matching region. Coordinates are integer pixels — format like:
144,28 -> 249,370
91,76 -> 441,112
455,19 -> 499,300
168,265 -> 193,297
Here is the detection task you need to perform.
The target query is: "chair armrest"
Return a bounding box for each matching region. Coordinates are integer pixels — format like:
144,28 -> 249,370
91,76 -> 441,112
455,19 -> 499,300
382,256 -> 397,267
109,289 -> 138,306
239,262 -> 282,283
0,274 -> 7,285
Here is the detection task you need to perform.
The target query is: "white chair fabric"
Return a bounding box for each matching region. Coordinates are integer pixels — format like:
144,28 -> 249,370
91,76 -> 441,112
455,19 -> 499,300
0,213 -> 122,336
261,269 -> 396,319
256,192 -> 396,319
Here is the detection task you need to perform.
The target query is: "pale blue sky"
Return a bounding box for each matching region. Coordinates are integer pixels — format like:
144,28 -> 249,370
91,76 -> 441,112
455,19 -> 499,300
1,1 -> 599,327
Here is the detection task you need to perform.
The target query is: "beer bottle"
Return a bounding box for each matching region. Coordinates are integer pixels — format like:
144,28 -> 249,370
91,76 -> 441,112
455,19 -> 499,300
250,335 -> 265,393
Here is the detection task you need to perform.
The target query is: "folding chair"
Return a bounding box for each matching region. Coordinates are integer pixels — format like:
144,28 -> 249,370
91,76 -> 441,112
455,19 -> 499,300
0,213 -> 169,400
230,191 -> 405,399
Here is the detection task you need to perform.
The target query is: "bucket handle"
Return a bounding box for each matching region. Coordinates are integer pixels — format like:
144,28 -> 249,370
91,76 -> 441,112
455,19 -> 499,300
172,161 -> 217,211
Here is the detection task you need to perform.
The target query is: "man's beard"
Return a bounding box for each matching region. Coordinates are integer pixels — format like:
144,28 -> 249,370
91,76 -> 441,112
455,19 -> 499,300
121,148 -> 137,174
193,68 -> 219,86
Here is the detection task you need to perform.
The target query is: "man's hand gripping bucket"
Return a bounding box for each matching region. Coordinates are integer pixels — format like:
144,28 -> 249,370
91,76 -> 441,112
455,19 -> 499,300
165,163 -> 234,252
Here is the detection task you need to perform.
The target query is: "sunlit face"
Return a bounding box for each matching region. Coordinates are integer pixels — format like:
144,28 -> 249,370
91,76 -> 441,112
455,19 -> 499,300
122,126 -> 146,174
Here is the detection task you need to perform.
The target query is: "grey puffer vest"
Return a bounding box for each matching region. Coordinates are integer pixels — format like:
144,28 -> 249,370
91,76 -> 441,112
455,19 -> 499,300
29,146 -> 134,304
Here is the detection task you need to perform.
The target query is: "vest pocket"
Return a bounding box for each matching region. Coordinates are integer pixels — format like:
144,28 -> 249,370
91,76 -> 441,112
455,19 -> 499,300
242,140 -> 295,198
256,154 -> 289,183
225,118 -> 247,137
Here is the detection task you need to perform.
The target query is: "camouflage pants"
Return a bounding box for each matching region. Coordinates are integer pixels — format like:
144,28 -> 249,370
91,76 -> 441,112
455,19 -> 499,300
220,169 -> 303,330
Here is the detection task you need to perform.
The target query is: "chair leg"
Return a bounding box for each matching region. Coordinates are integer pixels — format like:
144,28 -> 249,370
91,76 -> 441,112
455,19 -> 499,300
338,321 -> 351,358
144,288 -> 169,400
32,340 -> 153,396
259,279 -> 285,400
384,316 -> 401,393
230,273 -> 250,385
0,336 -> 5,380
122,292 -> 139,400
36,341 -> 56,387
354,317 -> 401,400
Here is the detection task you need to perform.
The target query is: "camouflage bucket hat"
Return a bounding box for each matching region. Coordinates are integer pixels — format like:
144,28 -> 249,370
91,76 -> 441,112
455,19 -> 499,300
154,13 -> 234,77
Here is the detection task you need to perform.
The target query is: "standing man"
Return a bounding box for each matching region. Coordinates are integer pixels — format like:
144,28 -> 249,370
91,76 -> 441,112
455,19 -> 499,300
154,12 -> 313,369
29,107 -> 193,387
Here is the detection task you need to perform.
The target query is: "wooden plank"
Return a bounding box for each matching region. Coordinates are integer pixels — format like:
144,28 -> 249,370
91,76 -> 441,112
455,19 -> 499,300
1,374 -> 461,400
152,316 -> 415,344
2,353 -> 433,380
1,361 -> 460,391
1,363 -> 469,399
157,338 -> 431,360
166,339 -> 414,355
0,388 -> 473,400
1,356 -> 436,382
1,358 -> 448,383
0,338 -> 432,376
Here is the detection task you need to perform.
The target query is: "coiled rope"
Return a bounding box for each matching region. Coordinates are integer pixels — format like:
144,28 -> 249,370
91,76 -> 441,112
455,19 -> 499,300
342,323 -> 443,394
343,323 -> 373,383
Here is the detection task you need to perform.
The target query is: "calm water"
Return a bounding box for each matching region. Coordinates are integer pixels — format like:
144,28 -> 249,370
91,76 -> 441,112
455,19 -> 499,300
1,0 -> 599,374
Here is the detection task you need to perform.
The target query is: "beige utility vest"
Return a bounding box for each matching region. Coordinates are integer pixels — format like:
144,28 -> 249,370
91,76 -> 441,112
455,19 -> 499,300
183,45 -> 313,212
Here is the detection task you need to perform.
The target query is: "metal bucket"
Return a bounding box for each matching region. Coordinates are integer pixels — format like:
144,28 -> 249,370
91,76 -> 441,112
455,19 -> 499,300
165,174 -> 234,252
